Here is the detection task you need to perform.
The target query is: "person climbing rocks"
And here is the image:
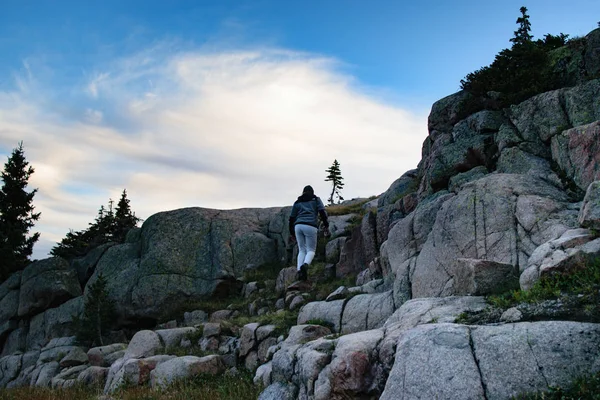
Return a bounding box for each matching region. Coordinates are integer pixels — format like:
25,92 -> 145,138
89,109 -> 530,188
289,185 -> 330,281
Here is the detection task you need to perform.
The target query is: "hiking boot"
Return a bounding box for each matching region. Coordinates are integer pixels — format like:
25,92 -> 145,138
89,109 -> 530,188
299,263 -> 308,281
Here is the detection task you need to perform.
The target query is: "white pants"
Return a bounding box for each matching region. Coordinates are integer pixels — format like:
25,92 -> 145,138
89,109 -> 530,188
295,224 -> 318,270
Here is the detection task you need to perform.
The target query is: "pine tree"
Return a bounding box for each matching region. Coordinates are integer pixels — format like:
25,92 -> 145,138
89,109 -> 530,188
51,189 -> 141,259
72,273 -> 116,346
510,6 -> 533,47
0,142 -> 40,279
113,189 -> 141,242
325,159 -> 344,205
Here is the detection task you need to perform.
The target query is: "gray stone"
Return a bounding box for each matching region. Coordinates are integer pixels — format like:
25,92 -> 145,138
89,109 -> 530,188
243,281 -> 259,299
0,354 -> 22,387
254,361 -> 272,387
258,337 -> 277,363
471,321 -> 600,399
150,355 -> 224,389
183,310 -> 207,326
325,286 -> 348,302
258,381 -> 297,400
411,174 -> 574,298
328,214 -> 358,238
453,258 -> 520,295
500,307 -> 523,322
521,228 -> 600,290
341,291 -> 395,335
325,237 -> 347,264
289,295 -> 305,311
77,366 -> 108,386
297,300 -> 345,333
256,325 -> 277,342
87,343 -> 127,367
275,298 -> 285,310
314,330 -> 384,400
0,290 -> 19,327
90,207 -> 283,322
380,324 -> 485,400
51,364 -> 88,388
39,345 -> 80,364
284,325 -> 331,346
276,267 -> 298,295
202,322 -> 221,338
209,309 -> 233,322
579,181 -> 600,229
105,355 -> 175,392
1,326 -> 25,357
123,330 -> 162,361
380,191 -> 455,307
381,321 -> 600,399
244,351 -> 259,371
18,257 -> 81,317
59,347 -> 89,367
155,327 -> 197,349
34,361 -> 60,387
239,323 -> 260,357
72,243 -> 113,287
551,120 -> 600,191
448,166 -> 488,193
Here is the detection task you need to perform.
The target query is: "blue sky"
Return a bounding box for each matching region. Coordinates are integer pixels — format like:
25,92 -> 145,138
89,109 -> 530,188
1,0 -> 599,259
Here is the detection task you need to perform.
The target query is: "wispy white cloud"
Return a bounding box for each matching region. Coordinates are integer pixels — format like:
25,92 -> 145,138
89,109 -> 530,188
0,45 -> 428,259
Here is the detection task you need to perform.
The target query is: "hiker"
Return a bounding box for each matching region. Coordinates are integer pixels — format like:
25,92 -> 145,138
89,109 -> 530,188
289,185 -> 330,281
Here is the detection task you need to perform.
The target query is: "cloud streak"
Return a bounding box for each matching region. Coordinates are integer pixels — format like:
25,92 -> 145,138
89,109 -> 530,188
0,45 -> 428,259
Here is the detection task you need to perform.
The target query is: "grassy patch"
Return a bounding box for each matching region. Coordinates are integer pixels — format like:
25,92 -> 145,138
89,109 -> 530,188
326,200 -> 370,216
305,319 -> 335,331
225,309 -> 299,337
513,371 -> 600,399
241,262 -> 282,284
488,257 -> 600,309
0,372 -> 260,400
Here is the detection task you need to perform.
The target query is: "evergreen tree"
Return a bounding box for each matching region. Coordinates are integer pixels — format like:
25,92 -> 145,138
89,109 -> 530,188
51,189 -> 141,259
113,189 -> 141,242
72,273 -> 116,346
510,6 -> 533,47
0,142 -> 40,279
325,159 -> 344,205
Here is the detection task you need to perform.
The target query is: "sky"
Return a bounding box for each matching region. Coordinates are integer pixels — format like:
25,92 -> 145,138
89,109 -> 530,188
1,0 -> 599,259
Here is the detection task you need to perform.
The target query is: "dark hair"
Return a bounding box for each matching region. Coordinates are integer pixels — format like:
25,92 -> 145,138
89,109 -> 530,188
302,185 -> 314,195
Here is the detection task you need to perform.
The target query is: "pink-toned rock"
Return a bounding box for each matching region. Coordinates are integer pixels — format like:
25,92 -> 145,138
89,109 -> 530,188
551,121 -> 600,191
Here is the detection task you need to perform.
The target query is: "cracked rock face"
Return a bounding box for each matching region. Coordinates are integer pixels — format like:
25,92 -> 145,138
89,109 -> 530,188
380,321 -> 600,400
86,207 -> 285,321
411,174 -> 577,298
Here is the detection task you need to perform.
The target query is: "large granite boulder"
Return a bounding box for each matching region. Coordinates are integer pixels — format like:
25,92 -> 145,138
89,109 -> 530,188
579,181 -> 600,229
380,321 -> 600,400
552,120 -> 600,192
410,174 -> 577,298
26,297 -> 83,350
87,207 -> 285,321
18,258 -> 81,317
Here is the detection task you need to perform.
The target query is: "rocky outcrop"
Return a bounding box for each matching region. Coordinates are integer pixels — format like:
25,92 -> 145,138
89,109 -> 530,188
381,321 -> 600,400
86,207 -> 287,322
18,258 -> 81,318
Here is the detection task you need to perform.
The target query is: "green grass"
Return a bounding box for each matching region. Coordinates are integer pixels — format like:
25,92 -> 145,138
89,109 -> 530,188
513,371 -> 600,399
487,257 -> 600,309
325,200 -> 370,216
0,372 -> 260,400
226,309 -> 299,337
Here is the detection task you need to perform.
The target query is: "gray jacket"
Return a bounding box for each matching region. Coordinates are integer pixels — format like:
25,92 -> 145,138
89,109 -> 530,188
289,195 -> 328,234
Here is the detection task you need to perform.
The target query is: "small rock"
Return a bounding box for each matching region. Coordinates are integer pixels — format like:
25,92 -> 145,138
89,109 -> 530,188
500,307 -> 523,322
289,295 -> 306,311
183,310 -> 208,326
326,286 -> 349,301
210,310 -> 234,322
275,298 -> 285,310
203,323 -> 222,338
